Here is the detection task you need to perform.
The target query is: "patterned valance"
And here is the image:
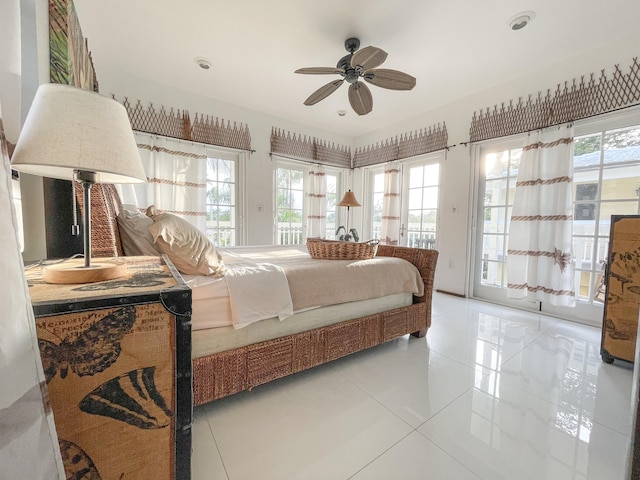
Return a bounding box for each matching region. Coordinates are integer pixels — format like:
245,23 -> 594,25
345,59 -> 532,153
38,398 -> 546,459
114,97 -> 252,152
270,128 -> 352,168
470,57 -> 640,142
352,123 -> 448,168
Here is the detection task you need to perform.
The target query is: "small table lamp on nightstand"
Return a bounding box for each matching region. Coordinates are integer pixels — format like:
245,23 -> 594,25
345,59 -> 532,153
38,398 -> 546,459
11,83 -> 146,284
337,189 -> 361,238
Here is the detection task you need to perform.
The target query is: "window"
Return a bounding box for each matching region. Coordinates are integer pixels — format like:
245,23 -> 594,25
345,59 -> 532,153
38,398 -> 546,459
364,154 -> 442,247
473,111 -> 640,324
325,172 -> 338,239
572,126 -> 640,303
275,159 -> 345,244
403,161 -> 440,248
370,169 -> 385,240
479,146 -> 521,288
205,153 -> 239,246
276,165 -> 305,245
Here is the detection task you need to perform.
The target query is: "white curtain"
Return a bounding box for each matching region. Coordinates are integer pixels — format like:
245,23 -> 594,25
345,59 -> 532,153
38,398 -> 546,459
119,133 -> 208,231
306,165 -> 326,238
507,125 -> 576,307
381,162 -> 401,245
0,105 -> 65,478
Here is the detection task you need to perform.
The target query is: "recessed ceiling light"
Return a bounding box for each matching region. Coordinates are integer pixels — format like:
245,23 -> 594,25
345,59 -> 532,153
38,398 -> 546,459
508,11 -> 535,31
195,57 -> 212,70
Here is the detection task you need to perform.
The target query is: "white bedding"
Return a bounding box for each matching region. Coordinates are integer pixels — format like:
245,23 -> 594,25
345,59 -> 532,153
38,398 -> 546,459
184,244 -> 424,331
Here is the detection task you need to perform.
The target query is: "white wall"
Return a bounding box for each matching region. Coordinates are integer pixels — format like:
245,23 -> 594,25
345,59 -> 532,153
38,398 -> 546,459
7,0 -> 50,263
1,0 -> 22,141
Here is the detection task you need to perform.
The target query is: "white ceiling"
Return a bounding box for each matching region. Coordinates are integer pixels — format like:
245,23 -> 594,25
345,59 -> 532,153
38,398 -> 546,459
74,0 -> 640,138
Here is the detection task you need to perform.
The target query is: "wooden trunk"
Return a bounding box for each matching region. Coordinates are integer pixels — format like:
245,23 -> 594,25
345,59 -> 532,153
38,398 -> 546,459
27,256 -> 192,480
601,215 -> 640,364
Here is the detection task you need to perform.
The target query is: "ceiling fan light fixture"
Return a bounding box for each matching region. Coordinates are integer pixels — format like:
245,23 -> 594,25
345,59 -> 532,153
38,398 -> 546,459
508,11 -> 535,31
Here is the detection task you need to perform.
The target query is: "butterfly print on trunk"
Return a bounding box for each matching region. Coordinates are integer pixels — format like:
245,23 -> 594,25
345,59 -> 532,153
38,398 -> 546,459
38,306 -> 137,383
79,366 -> 173,429
59,439 -> 104,480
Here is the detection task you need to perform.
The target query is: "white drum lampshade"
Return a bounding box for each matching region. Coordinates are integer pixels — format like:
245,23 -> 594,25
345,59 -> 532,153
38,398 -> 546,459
11,83 -> 147,283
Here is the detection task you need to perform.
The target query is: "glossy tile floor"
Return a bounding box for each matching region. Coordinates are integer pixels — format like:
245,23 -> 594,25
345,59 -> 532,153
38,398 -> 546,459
192,293 -> 634,480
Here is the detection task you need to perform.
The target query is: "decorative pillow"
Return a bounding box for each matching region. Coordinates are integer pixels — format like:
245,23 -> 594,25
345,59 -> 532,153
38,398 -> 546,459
116,208 -> 160,256
147,212 -> 226,277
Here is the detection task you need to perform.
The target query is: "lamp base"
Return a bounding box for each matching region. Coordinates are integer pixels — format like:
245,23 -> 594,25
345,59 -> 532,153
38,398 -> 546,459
42,259 -> 127,284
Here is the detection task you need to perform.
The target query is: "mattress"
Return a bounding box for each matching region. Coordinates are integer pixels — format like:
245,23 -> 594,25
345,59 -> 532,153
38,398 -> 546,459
182,274 -> 231,329
191,292 -> 413,359
183,244 -> 424,331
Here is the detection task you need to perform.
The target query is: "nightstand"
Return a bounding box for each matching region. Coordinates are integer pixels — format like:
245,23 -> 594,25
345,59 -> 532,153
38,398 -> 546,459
26,255 -> 192,480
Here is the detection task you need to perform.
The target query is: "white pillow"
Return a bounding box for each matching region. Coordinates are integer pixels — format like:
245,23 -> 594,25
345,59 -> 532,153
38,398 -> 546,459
148,212 -> 226,277
116,208 -> 160,256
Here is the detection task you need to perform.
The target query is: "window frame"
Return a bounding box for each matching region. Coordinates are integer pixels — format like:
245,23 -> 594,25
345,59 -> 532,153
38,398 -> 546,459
400,153 -> 442,249
363,164 -> 386,242
363,152 -> 443,247
204,146 -> 246,246
272,157 -> 346,244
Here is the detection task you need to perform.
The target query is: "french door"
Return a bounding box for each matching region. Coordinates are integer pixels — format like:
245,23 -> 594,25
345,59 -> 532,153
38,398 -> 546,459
472,109 -> 640,326
365,153 -> 442,248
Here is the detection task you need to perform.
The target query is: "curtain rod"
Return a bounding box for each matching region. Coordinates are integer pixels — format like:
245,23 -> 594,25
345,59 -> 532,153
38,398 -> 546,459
352,145 -> 452,168
269,152 -> 351,169
133,130 -> 255,154
270,146 -> 455,169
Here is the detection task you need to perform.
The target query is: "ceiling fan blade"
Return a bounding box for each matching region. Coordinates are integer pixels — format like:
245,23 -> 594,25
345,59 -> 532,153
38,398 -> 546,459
350,46 -> 387,71
303,79 -> 344,106
295,67 -> 345,75
364,69 -> 417,90
348,82 -> 373,115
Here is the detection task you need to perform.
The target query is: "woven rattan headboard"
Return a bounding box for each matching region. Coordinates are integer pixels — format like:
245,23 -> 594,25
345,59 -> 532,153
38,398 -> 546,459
74,183 -> 124,257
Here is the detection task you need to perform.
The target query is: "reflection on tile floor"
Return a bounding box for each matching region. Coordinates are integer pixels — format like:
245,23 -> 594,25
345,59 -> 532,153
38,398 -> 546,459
192,293 -> 634,480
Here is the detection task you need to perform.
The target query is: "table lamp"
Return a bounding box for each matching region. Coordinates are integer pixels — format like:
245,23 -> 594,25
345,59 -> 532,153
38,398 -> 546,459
337,189 -> 361,236
11,83 -> 146,284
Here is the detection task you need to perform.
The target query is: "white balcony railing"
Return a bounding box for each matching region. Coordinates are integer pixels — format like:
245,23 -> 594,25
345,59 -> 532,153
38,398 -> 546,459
277,224 -> 437,248
205,223 -> 235,247
277,223 -> 304,245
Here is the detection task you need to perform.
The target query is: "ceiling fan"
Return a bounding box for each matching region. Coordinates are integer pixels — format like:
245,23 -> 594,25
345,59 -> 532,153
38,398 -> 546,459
295,37 -> 416,116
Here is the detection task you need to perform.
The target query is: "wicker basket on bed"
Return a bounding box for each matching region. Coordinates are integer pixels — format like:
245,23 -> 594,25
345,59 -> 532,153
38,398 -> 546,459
306,238 -> 379,260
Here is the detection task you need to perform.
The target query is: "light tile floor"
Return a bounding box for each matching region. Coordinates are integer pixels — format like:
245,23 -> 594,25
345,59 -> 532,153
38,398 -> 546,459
192,293 -> 634,480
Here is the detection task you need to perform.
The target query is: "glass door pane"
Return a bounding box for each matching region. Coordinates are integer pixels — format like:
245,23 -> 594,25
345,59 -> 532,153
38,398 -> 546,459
401,158 -> 440,248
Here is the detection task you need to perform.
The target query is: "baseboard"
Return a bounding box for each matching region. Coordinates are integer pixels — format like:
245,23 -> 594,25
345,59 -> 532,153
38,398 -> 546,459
436,289 -> 465,298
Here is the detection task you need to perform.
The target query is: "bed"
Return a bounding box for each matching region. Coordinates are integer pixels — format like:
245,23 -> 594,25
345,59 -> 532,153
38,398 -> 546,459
87,185 -> 439,405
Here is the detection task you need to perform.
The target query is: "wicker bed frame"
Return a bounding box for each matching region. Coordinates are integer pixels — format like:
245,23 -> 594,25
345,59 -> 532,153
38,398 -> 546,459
88,185 -> 439,406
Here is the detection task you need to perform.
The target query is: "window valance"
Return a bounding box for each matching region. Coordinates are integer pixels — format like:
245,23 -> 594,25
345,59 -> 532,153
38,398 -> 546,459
270,128 -> 352,168
114,97 -> 252,152
470,57 -> 640,143
352,123 -> 448,168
